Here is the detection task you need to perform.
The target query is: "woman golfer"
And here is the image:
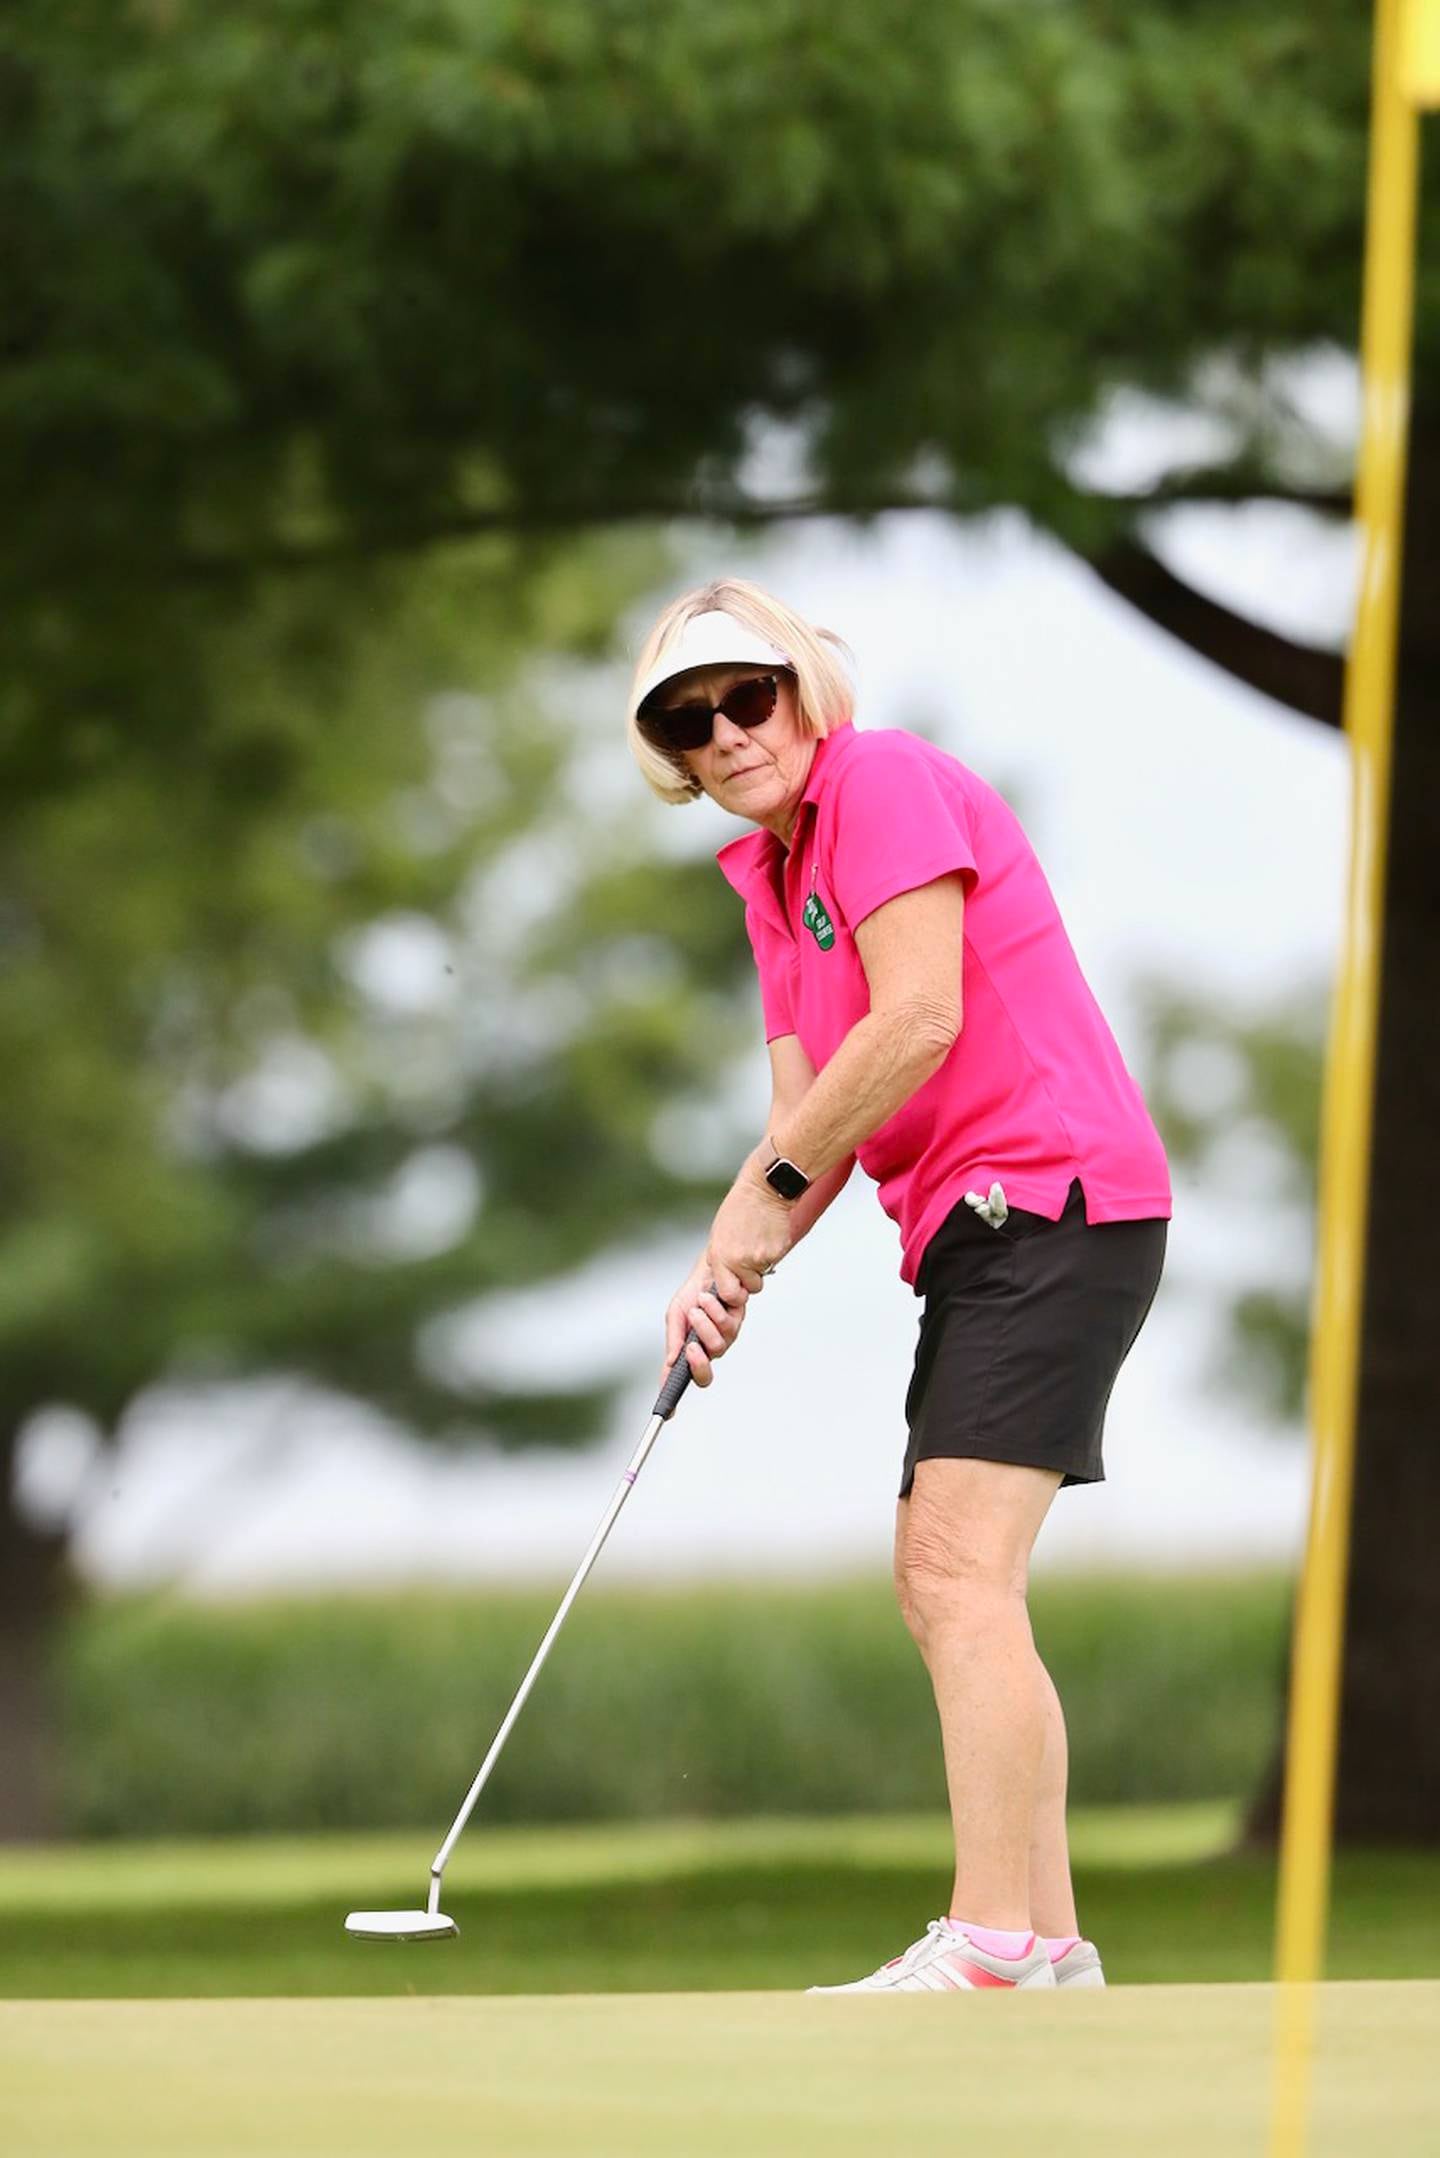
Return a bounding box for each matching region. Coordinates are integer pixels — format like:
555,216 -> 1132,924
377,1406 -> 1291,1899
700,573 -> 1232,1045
629,577 -> 1170,1994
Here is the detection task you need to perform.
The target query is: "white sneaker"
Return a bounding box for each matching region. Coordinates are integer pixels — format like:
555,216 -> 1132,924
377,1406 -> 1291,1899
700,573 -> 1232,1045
807,1919 -> 1058,1993
1051,1939 -> 1106,1988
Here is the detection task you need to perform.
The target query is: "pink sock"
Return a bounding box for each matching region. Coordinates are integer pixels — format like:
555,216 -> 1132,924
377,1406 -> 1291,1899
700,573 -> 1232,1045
942,1918 -> 1036,1958
1045,1935 -> 1083,1963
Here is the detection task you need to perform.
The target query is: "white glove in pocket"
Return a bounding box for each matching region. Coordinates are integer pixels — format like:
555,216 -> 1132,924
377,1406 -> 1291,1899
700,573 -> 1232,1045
963,1181 -> 1010,1229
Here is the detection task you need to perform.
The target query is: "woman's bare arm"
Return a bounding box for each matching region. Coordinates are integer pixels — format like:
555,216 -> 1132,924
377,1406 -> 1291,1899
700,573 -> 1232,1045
767,877 -> 965,1184
763,1032 -> 855,1252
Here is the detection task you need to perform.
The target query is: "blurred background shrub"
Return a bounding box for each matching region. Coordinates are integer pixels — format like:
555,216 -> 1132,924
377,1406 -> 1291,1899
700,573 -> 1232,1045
57,1569 -> 1289,1837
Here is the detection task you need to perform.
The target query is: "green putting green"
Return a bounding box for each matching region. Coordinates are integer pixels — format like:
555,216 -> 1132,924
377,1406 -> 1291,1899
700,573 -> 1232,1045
2,1986 -> 1436,2157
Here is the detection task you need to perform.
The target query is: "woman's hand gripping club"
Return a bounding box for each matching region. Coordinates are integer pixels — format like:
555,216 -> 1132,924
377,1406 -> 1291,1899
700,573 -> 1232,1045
659,1268 -> 752,1395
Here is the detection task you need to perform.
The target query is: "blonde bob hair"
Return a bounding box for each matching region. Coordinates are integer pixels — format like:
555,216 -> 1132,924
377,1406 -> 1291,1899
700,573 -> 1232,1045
626,576 -> 856,806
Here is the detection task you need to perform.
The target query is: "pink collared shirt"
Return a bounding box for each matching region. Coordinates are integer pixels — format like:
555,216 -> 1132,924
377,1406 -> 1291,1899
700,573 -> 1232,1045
715,720 -> 1172,1290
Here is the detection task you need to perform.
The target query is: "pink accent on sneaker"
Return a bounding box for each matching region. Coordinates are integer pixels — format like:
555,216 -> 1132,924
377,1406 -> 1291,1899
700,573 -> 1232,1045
950,1957 -> 1019,1989
1046,1935 -> 1083,1964
943,1919 -> 1036,1958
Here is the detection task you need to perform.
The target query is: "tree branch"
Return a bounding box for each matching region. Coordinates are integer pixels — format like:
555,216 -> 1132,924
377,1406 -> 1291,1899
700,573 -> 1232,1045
143,471 -> 1350,584
1086,537 -> 1345,727
64,467 -> 1353,731
1090,469 -> 1351,515
162,488 -> 968,581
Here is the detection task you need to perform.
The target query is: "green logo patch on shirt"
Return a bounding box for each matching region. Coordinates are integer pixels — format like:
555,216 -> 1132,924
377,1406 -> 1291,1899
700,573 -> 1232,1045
803,891 -> 835,950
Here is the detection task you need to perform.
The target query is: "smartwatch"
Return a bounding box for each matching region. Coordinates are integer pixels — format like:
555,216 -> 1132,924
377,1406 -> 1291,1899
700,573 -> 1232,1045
763,1135 -> 812,1203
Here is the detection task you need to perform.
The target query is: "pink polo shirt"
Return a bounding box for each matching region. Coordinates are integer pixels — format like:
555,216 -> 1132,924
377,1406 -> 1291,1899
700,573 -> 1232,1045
715,720 -> 1172,1291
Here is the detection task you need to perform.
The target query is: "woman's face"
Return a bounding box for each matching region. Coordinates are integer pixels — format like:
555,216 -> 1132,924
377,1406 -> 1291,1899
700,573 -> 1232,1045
663,665 -> 815,845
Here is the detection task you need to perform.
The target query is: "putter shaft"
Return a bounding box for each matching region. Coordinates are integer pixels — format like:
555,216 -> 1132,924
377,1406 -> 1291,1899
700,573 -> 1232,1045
426,1408 -> 669,1913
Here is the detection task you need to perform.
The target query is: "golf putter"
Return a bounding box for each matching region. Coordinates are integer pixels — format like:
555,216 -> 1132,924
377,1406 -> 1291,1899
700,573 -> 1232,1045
344,1281 -> 724,1940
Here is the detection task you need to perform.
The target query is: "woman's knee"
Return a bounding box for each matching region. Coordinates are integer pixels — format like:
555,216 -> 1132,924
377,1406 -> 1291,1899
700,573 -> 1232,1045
901,1525 -> 1028,1646
904,1560 -> 1027,1649
897,1460 -> 1056,1642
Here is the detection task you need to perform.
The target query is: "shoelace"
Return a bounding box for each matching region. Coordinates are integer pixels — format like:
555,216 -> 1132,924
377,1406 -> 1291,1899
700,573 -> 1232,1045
874,1918 -> 954,1977
963,1181 -> 1009,1227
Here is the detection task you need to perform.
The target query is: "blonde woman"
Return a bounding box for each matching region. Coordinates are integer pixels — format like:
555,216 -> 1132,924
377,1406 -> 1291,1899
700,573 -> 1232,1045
629,577 -> 1170,1994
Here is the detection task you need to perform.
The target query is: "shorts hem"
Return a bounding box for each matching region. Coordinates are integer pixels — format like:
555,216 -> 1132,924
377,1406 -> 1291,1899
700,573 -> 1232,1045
901,1442 -> 1105,1496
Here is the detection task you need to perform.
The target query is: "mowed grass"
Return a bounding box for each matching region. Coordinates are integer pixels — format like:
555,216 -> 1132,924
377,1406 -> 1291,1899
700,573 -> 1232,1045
1,1804 -> 1437,1999
3,1987 -> 1438,2158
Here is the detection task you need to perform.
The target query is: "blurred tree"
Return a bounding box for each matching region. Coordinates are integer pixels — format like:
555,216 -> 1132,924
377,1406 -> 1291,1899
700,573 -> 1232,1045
0,528 -> 773,1834
1141,970 -> 1435,1850
1138,981 -> 1327,1839
1142,979 -> 1326,1429
4,1 -> 1433,1838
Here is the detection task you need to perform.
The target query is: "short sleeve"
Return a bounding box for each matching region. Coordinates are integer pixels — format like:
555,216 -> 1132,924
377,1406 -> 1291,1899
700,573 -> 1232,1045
743,902 -> 796,1043
823,736 -> 979,931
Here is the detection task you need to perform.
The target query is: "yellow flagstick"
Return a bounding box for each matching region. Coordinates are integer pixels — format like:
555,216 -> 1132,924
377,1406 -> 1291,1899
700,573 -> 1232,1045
1267,4 -> 1436,2154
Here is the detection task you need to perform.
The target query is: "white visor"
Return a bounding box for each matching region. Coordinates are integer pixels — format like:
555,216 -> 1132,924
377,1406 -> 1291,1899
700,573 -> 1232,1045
632,610 -> 794,722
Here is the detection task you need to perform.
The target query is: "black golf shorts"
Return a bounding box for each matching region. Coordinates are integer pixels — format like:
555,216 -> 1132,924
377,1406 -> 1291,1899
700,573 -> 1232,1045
900,1176 -> 1167,1498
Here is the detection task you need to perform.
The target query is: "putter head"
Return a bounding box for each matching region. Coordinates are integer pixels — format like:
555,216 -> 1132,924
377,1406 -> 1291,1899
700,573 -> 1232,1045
344,1908 -> 459,1942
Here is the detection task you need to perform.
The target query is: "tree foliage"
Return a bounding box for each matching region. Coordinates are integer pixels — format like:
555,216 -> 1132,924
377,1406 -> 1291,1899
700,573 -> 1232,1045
1,524 -> 770,1470
5,1 -> 1398,603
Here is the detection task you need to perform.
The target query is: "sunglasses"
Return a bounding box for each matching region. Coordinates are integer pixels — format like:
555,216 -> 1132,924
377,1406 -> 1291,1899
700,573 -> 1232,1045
640,672 -> 783,754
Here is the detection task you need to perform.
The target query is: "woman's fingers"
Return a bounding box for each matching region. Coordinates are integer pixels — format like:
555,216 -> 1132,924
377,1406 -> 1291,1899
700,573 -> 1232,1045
680,1292 -> 730,1388
665,1281 -> 705,1368
687,1290 -> 735,1354
660,1285 -> 746,1390
661,1293 -> 709,1386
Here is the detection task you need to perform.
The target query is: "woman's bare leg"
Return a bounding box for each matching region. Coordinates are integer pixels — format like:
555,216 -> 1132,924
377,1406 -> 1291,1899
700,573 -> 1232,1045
893,1457 -> 1063,1929
1028,1653 -> 1079,1938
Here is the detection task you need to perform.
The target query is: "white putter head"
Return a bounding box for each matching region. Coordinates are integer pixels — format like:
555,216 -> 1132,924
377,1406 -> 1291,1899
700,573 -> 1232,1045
344,1908 -> 458,1942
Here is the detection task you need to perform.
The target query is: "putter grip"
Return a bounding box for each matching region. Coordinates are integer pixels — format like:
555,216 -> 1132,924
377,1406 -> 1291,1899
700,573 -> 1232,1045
652,1277 -> 728,1421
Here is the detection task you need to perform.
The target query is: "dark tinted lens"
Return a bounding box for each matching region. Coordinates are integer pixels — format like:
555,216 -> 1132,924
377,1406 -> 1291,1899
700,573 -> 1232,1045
719,675 -> 778,729
647,701 -> 713,752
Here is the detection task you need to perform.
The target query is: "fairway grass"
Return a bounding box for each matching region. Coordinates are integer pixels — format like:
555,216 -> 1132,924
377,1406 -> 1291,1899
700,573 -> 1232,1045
2,1986 -> 1437,2158
2,1806 -> 1439,1999
0,1801 -> 1239,1913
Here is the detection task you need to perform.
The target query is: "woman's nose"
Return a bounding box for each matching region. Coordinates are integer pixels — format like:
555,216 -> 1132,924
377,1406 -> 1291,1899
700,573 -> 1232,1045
713,710 -> 751,748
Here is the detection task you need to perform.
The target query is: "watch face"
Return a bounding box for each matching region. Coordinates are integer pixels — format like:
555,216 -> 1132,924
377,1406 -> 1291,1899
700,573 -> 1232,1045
765,1157 -> 810,1202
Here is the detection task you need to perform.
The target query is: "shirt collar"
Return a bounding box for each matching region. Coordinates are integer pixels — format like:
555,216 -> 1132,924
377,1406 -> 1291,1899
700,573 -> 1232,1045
713,720 -> 856,910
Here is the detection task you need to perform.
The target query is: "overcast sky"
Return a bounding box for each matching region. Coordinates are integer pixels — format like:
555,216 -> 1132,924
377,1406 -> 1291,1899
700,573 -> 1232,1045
22,359 -> 1359,1597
